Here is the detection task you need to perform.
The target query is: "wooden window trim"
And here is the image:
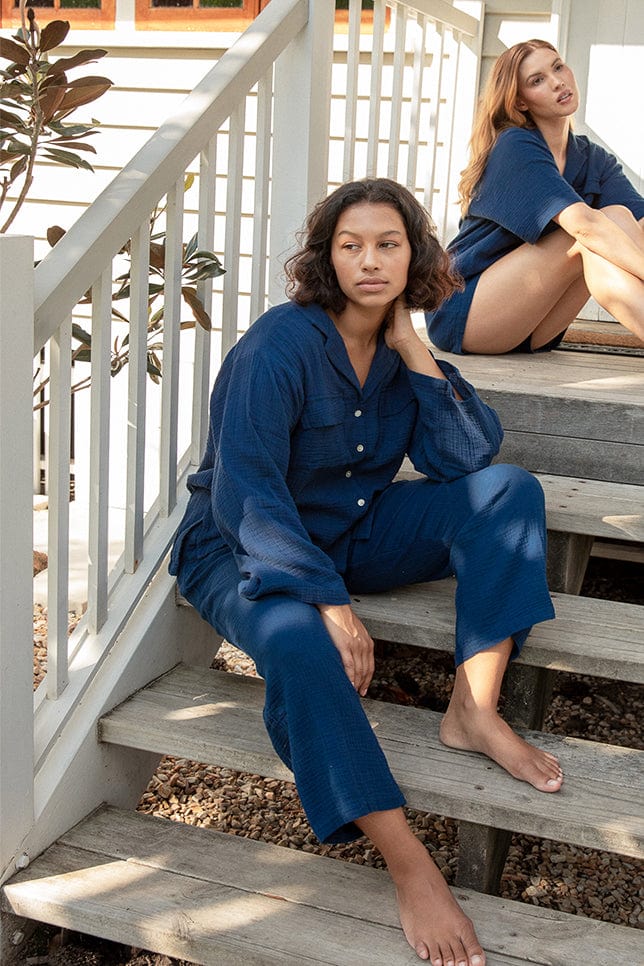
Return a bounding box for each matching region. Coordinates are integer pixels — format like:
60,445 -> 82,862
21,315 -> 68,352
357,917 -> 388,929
134,0 -> 267,32
0,0 -> 115,29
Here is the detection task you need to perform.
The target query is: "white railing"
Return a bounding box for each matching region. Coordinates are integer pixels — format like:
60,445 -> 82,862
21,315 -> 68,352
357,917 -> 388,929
0,0 -> 481,882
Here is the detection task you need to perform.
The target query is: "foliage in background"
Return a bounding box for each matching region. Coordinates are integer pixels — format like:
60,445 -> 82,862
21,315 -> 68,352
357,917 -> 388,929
0,4 -> 112,232
32,178 -> 226,410
0,2 -> 225,409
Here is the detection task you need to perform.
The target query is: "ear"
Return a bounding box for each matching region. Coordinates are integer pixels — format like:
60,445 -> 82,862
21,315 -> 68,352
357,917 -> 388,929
515,97 -> 528,111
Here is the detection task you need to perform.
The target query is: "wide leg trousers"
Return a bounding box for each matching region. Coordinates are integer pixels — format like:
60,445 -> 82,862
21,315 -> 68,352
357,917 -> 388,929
176,463 -> 554,843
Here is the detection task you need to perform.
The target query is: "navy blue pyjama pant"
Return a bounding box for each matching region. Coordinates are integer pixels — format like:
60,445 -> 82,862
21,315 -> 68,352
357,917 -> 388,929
176,464 -> 554,844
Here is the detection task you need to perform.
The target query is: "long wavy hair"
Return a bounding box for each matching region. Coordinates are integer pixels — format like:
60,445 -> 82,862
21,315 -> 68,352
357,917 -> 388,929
458,39 -> 559,215
285,178 -> 462,314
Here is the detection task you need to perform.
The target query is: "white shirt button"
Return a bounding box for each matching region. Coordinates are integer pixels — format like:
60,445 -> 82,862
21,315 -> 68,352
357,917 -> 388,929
345,470 -> 352,478
357,498 -> 366,507
354,409 -> 362,417
356,444 -> 364,453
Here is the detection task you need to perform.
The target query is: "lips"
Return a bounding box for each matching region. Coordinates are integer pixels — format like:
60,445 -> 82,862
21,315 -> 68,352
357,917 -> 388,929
358,277 -> 387,291
557,90 -> 573,104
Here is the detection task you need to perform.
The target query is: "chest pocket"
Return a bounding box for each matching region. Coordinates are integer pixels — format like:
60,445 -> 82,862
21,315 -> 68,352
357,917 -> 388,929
293,394 -> 346,468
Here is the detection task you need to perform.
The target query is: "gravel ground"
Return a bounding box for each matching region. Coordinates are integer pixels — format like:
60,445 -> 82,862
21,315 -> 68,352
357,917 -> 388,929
22,556 -> 644,964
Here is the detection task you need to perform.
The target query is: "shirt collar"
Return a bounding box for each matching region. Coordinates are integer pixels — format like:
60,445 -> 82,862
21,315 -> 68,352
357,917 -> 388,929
302,301 -> 401,397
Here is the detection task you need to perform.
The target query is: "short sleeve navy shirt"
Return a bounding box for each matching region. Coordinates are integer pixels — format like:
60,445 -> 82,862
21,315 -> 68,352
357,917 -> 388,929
426,128 -> 644,353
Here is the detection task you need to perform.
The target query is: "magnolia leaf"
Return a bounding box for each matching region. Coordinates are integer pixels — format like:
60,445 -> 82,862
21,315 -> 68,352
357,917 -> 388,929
111,306 -> 130,324
184,172 -> 195,192
48,120 -> 95,137
181,286 -> 212,331
0,109 -> 24,129
183,232 -> 198,261
42,147 -> 95,171
47,224 -> 66,246
184,262 -> 226,282
149,241 -> 165,271
39,84 -> 67,124
71,322 -> 92,346
57,77 -> 113,114
47,139 -> 97,153
0,38 -> 30,67
74,348 -> 92,363
9,154 -> 27,179
0,146 -> 27,164
48,48 -> 107,76
40,21 -> 71,53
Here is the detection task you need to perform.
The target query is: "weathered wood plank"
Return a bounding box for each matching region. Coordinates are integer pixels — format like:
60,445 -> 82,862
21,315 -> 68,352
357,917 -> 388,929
3,806 -> 641,965
350,580 -> 644,683
99,667 -> 644,857
397,462 -> 644,541
499,432 -> 642,485
424,333 -> 644,482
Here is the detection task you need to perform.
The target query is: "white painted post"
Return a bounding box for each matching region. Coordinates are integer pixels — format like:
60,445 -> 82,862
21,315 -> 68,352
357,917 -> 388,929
0,236 -> 35,879
269,0 -> 335,305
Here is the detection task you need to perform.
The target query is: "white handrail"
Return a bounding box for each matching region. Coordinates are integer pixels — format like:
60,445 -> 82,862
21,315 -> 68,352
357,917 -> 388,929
33,0 -> 308,352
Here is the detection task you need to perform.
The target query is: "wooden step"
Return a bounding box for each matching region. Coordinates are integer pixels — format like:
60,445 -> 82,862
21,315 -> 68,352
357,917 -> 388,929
350,580 -> 644,684
99,665 -> 644,859
396,464 -> 644,544
425,336 -> 644,484
177,579 -> 644,683
3,805 -> 641,966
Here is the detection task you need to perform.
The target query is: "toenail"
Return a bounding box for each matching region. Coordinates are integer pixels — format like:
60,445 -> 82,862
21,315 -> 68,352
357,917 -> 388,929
547,778 -> 560,785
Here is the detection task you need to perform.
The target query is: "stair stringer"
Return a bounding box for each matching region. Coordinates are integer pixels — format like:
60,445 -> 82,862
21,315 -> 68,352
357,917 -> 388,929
2,562 -> 221,891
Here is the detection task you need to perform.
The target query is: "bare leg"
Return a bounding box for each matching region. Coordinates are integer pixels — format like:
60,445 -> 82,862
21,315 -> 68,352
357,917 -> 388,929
574,207 -> 644,339
440,638 -> 563,793
462,208 -> 644,354
356,807 -> 485,965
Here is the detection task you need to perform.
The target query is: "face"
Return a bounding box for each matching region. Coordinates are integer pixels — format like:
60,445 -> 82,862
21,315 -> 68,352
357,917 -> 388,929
516,47 -> 579,121
329,202 -> 412,317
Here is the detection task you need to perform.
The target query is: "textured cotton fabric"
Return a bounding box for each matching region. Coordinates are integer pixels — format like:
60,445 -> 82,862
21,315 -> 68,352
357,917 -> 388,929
170,300 -> 555,843
426,128 -> 644,353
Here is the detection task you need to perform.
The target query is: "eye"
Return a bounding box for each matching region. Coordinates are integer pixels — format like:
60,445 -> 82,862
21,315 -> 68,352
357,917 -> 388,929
380,241 -> 398,249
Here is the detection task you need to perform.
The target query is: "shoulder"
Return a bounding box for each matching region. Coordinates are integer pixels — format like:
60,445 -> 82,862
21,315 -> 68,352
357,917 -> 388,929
239,301 -> 325,353
493,126 -> 550,158
228,302 -> 328,383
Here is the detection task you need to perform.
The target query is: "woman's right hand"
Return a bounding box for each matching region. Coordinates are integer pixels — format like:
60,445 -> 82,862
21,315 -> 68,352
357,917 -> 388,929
317,603 -> 375,696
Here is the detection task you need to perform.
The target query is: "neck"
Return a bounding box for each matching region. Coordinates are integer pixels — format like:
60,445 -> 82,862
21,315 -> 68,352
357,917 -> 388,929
329,305 -> 389,348
535,117 -> 571,166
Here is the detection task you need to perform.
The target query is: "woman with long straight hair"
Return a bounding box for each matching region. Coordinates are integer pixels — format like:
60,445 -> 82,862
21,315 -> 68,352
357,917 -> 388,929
425,39 -> 644,355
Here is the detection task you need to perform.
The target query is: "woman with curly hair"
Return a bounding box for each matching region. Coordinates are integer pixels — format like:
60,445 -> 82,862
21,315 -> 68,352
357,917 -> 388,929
426,39 -> 644,355
170,177 -> 560,964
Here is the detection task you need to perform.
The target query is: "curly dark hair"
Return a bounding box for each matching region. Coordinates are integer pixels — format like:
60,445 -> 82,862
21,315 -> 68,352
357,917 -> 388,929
284,178 -> 462,313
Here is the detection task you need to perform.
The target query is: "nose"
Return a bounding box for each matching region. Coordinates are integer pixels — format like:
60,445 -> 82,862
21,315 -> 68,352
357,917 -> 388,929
361,244 -> 380,271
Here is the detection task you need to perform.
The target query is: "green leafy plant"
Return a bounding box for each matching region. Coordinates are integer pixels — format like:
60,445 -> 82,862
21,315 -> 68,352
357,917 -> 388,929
0,3 -> 112,233
32,179 -> 226,410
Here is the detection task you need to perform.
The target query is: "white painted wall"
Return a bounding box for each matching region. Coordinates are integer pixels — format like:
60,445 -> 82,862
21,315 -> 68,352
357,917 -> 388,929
565,0 -> 643,194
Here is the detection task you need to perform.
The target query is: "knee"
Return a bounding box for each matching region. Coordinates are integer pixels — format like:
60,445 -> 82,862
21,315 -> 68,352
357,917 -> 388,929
600,204 -> 643,234
476,463 -> 545,520
258,610 -> 341,684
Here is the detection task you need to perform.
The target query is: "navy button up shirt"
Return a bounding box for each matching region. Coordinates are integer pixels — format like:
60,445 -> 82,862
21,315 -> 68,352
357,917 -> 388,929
170,301 -> 503,606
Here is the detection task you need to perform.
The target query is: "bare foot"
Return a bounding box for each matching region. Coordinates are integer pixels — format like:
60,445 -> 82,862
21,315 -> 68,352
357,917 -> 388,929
392,835 -> 485,964
440,704 -> 563,793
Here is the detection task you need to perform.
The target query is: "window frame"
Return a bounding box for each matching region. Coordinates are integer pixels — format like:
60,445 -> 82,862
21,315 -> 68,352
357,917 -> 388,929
0,0 -> 115,29
134,0 -> 268,31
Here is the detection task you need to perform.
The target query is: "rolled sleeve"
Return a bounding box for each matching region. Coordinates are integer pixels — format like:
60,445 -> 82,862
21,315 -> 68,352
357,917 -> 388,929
406,360 -> 503,480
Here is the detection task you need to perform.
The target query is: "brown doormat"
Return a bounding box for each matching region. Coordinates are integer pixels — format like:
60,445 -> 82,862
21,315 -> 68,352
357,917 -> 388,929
562,320 -> 644,353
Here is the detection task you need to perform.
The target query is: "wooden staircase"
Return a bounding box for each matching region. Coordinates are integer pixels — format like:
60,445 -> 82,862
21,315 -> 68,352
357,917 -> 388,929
2,347 -> 643,965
